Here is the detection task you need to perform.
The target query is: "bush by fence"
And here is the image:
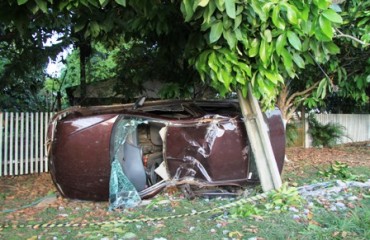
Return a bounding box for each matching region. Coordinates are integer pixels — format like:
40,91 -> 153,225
305,114 -> 370,147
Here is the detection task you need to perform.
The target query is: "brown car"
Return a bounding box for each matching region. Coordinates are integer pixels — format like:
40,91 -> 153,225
47,99 -> 285,207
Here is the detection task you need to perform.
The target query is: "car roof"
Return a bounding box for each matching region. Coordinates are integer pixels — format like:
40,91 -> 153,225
55,99 -> 240,118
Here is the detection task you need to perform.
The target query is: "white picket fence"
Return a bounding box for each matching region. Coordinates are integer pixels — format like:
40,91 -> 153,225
0,112 -> 55,176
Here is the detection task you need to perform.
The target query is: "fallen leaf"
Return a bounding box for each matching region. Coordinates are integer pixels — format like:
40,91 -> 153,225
248,228 -> 259,233
252,215 -> 264,221
229,231 -> 243,239
26,236 -> 38,240
155,223 -> 166,228
332,231 -> 340,237
308,220 -> 321,226
109,228 -> 126,234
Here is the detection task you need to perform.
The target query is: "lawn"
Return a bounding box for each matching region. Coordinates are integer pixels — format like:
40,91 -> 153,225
1,142 -> 369,240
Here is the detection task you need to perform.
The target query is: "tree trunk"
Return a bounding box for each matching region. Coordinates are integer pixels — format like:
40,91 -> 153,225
277,84 -> 289,126
78,41 -> 91,106
79,46 -> 87,106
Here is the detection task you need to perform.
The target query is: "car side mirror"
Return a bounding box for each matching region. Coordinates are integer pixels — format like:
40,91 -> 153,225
133,96 -> 146,109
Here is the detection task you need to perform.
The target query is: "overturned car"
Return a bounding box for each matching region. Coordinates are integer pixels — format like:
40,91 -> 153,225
47,99 -> 285,208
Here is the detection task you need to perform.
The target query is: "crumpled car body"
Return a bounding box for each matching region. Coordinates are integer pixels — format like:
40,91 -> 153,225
47,100 -> 285,202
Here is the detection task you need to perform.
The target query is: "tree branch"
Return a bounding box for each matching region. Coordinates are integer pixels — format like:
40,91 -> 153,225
335,29 -> 370,47
286,104 -> 299,123
286,80 -> 321,108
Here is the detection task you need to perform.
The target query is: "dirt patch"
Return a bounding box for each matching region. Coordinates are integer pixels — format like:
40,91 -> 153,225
0,172 -> 112,225
285,141 -> 370,173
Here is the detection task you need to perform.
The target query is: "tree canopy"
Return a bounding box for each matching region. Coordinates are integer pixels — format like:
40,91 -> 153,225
0,0 -> 369,114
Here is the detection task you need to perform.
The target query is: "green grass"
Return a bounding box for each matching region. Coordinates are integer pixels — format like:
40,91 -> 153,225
351,166 -> 370,178
283,162 -> 370,186
298,199 -> 370,240
1,192 -> 369,240
283,165 -> 321,185
1,163 -> 369,240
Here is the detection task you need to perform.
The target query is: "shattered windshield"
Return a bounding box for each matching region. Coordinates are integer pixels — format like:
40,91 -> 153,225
109,118 -> 147,210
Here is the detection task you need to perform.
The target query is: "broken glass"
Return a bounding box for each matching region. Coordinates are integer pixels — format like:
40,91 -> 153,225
109,158 -> 141,210
109,118 -> 148,210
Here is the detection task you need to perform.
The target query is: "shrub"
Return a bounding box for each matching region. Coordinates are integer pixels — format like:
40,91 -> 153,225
307,113 -> 346,148
286,122 -> 299,147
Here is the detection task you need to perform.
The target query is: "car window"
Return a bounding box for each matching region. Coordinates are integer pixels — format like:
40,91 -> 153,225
141,104 -> 193,118
195,102 -> 240,115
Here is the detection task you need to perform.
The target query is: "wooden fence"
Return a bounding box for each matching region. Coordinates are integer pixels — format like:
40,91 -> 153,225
0,112 -> 54,176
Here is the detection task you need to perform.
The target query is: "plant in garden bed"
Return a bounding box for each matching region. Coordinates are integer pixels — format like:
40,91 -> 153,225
307,113 -> 347,147
230,203 -> 262,218
230,183 -> 303,219
265,183 -> 303,212
318,161 -> 367,181
286,122 -> 300,147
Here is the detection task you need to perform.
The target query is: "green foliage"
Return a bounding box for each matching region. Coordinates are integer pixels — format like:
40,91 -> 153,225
42,40 -> 123,107
0,0 -> 71,111
340,0 -> 370,45
318,161 -> 366,181
318,161 -> 352,179
0,47 -> 54,111
277,1 -> 369,120
302,0 -> 370,113
88,42 -> 119,82
302,78 -> 330,109
113,40 -> 203,101
286,122 -> 299,147
0,192 -> 7,200
265,183 -> 302,212
230,203 -> 261,218
1,0 -> 368,112
60,41 -> 120,85
307,113 -> 346,147
58,50 -> 80,88
328,50 -> 370,112
181,0 -> 343,107
158,82 -> 194,99
231,183 -> 302,218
